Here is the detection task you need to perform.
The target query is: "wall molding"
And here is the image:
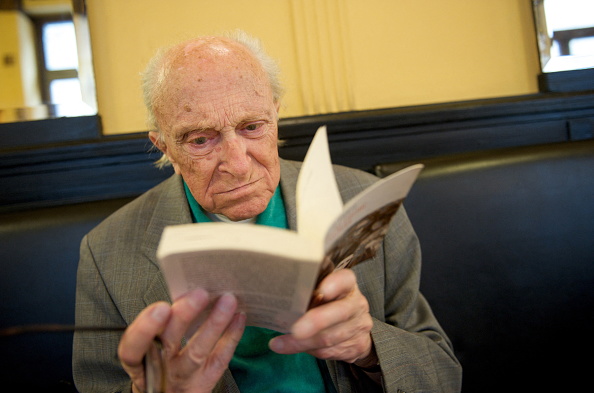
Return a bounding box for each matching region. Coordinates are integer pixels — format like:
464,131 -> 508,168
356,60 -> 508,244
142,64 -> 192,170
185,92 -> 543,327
289,0 -> 354,114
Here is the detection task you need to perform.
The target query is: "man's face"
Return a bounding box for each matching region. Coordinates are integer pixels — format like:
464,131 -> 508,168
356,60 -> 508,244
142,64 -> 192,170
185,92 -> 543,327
151,40 -> 281,221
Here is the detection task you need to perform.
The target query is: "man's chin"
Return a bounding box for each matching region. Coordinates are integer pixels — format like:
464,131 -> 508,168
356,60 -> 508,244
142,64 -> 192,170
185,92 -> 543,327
216,199 -> 269,222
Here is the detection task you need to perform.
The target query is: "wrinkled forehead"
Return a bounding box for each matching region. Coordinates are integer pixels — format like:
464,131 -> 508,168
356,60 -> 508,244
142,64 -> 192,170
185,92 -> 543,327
153,38 -> 276,131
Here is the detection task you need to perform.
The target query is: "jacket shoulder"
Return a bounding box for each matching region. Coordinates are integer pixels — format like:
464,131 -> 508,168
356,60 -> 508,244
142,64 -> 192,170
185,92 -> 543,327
332,164 -> 379,202
86,175 -> 185,241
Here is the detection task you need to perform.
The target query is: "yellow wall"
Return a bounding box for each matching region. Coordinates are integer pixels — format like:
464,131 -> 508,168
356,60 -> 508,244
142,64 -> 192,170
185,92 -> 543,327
0,11 -> 39,107
0,12 -> 24,111
17,9 -> 42,108
86,0 -> 540,135
0,10 -> 42,122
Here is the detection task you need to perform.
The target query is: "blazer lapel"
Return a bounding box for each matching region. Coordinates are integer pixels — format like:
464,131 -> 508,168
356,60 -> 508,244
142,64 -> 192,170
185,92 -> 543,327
141,175 -> 192,269
279,159 -> 300,230
143,270 -> 171,306
140,175 -> 192,306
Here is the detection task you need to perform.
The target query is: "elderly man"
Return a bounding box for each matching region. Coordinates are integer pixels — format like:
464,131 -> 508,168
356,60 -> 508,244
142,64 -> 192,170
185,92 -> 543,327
73,31 -> 461,393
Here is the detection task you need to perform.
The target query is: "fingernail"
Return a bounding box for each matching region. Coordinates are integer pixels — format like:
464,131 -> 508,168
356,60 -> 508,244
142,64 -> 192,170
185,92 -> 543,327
150,304 -> 169,322
232,312 -> 247,329
269,337 -> 284,352
186,288 -> 208,310
292,319 -> 314,338
216,292 -> 236,313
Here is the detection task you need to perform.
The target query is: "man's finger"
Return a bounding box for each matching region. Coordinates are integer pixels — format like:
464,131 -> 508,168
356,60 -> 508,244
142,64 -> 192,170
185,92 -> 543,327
200,311 -> 247,379
293,280 -> 369,340
159,288 -> 210,352
175,293 -> 240,376
313,269 -> 358,305
118,302 -> 172,391
269,307 -> 370,353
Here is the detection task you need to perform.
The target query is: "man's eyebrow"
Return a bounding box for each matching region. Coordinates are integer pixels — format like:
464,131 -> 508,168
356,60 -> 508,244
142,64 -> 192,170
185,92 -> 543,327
172,125 -> 211,143
171,110 -> 276,141
240,111 -> 277,124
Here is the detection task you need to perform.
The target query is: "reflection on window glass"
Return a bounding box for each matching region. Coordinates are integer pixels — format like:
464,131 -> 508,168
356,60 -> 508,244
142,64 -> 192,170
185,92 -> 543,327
544,0 -> 594,57
40,19 -> 95,118
570,37 -> 594,57
50,78 -> 94,117
537,0 -> 594,72
50,78 -> 81,104
43,21 -> 78,71
544,0 -> 593,31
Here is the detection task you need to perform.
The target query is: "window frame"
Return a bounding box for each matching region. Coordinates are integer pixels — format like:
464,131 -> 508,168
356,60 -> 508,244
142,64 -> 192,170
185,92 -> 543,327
33,14 -> 79,111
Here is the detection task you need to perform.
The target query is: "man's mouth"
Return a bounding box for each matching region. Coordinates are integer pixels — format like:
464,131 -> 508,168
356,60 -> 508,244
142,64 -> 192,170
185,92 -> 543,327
216,179 -> 261,196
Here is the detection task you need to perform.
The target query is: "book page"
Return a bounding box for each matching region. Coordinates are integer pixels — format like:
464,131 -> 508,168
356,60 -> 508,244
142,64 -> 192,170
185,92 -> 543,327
316,164 -> 423,281
157,223 -> 317,257
296,126 -> 343,241
157,224 -> 321,332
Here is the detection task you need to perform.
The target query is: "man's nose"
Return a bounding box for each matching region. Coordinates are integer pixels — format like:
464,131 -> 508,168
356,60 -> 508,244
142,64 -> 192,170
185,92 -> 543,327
218,135 -> 250,176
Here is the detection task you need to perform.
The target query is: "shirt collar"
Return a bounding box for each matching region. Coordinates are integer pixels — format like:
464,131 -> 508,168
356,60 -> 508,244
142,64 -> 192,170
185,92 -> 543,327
183,181 -> 288,229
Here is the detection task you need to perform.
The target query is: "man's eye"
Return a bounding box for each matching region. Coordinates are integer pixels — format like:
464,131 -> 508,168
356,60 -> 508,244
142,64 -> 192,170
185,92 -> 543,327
245,123 -> 260,131
192,136 -> 208,145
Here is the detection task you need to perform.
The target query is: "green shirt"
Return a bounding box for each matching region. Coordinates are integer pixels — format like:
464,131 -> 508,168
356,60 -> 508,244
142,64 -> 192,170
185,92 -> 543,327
183,183 -> 333,393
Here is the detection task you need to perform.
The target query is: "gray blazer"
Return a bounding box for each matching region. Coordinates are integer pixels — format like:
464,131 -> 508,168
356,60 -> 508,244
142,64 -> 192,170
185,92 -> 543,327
73,159 -> 462,393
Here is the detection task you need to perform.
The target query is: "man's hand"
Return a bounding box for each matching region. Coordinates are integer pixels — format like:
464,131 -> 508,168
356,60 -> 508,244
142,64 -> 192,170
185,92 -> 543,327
268,269 -> 377,367
118,289 -> 246,393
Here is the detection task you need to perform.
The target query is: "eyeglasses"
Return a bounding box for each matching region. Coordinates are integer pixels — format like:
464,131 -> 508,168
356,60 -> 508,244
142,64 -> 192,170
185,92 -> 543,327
0,324 -> 166,393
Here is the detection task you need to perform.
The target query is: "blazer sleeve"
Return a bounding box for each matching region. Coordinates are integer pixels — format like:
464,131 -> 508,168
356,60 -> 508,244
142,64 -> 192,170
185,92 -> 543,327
327,166 -> 462,393
359,206 -> 462,393
72,234 -> 133,393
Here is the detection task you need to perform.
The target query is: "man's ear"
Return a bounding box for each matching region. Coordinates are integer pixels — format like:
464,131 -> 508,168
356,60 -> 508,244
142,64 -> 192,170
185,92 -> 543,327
149,131 -> 181,174
149,131 -> 165,153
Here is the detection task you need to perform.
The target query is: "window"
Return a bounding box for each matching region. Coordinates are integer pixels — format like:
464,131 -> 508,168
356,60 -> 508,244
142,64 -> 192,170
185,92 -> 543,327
535,0 -> 594,73
36,16 -> 94,117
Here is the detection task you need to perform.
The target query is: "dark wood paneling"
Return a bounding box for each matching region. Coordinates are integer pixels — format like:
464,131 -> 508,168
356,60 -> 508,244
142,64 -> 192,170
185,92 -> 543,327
278,91 -> 594,169
0,115 -> 101,149
538,68 -> 594,93
1,92 -> 593,212
0,135 -> 174,212
0,0 -> 22,10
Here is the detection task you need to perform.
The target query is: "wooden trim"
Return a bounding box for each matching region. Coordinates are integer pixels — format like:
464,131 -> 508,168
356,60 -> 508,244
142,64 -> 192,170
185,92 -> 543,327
538,68 -> 594,93
278,91 -> 594,169
0,133 -> 173,212
552,27 -> 594,56
1,92 -> 593,212
0,0 -> 22,10
0,115 -> 101,150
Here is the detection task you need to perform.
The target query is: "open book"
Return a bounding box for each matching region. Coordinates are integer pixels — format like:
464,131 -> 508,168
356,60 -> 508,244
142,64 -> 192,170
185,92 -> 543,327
156,126 -> 423,333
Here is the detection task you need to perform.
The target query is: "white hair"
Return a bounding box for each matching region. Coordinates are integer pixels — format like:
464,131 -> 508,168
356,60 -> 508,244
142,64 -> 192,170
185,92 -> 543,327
141,30 -> 284,168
